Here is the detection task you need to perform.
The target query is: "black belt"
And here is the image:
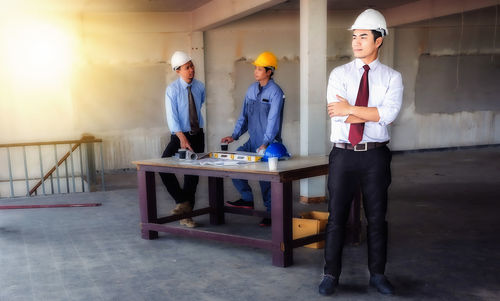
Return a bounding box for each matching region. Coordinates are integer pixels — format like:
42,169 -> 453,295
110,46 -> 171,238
185,129 -> 203,136
334,141 -> 389,151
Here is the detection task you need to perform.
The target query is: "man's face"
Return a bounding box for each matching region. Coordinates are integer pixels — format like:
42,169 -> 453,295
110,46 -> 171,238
351,29 -> 382,61
254,66 -> 271,82
176,61 -> 195,83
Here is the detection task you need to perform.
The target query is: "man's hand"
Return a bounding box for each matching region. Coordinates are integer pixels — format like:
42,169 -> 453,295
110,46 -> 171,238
256,144 -> 267,154
176,132 -> 193,152
221,136 -> 234,144
327,95 -> 353,117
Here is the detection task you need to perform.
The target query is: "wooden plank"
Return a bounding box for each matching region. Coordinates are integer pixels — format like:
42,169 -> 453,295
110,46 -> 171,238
0,203 -> 101,210
29,143 -> 81,195
292,233 -> 326,248
142,223 -> 274,251
224,206 -> 271,218
155,207 -> 212,224
138,170 -> 158,240
271,181 -> 293,267
209,177 -> 225,225
133,156 -> 328,181
0,139 -> 102,148
136,164 -> 282,182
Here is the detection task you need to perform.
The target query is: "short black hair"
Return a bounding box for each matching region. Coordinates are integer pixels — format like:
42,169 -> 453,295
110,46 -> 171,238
264,67 -> 274,78
371,30 -> 384,48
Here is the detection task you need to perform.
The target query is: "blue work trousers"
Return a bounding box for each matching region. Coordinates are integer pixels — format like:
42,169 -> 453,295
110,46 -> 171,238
232,141 -> 271,211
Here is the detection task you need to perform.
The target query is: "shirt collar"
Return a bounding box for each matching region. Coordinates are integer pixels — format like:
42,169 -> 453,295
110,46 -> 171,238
259,79 -> 274,90
355,58 -> 379,71
178,77 -> 193,89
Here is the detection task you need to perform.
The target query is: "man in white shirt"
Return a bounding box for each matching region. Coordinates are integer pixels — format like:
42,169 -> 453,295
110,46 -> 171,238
319,9 -> 403,296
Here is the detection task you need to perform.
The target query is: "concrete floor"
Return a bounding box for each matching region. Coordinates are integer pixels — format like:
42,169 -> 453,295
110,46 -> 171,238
0,147 -> 499,301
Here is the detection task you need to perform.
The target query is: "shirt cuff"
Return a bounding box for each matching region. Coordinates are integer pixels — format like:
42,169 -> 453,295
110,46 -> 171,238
169,125 -> 181,134
332,115 -> 349,123
377,106 -> 396,126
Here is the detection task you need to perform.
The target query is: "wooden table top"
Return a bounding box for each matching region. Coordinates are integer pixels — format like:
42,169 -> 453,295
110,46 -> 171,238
133,155 -> 328,176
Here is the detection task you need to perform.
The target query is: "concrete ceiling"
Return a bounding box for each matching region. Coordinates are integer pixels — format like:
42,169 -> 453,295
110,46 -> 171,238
4,0 -> 497,29
2,0 -> 213,12
278,0 -> 418,10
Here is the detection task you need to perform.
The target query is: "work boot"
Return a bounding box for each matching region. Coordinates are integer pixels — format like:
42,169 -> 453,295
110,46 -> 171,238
318,274 -> 338,296
171,202 -> 192,215
226,199 -> 254,209
369,274 -> 394,295
180,218 -> 197,228
259,218 -> 271,227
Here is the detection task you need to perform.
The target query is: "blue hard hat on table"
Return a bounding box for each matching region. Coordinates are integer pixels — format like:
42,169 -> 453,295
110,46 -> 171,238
261,142 -> 291,162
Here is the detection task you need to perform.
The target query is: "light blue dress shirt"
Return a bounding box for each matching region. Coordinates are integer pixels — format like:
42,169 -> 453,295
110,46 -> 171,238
165,77 -> 205,134
232,79 -> 285,150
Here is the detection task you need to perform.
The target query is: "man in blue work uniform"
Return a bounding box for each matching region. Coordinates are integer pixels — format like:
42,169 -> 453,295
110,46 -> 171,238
160,51 -> 205,228
221,51 -> 285,227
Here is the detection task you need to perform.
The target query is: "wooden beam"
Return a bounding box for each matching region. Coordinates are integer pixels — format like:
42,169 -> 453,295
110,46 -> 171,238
0,139 -> 101,148
191,0 -> 287,31
82,12 -> 191,33
384,0 -> 499,27
0,203 -> 101,210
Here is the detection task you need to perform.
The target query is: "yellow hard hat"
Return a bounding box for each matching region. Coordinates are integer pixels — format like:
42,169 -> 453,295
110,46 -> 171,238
252,51 -> 278,70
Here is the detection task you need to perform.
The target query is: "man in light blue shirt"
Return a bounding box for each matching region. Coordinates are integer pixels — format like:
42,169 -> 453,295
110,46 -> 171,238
221,51 -> 285,226
160,51 -> 205,228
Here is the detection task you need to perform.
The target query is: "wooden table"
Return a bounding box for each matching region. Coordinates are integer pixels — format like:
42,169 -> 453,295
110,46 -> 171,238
133,156 -> 332,267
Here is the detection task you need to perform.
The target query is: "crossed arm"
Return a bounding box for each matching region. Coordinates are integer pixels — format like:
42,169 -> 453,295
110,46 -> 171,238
328,95 -> 380,124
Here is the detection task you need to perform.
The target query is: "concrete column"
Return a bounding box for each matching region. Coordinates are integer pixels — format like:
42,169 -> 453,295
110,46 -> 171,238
190,31 -> 205,83
190,31 -> 207,144
379,29 -> 395,68
82,135 -> 97,192
299,0 -> 327,203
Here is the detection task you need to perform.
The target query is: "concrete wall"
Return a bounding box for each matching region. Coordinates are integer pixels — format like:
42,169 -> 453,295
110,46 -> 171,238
2,6 -> 499,178
0,12 -> 80,143
205,10 -> 362,156
206,6 -> 500,155
0,11 -> 195,175
73,12 -> 193,169
393,6 -> 500,149
205,10 -> 301,154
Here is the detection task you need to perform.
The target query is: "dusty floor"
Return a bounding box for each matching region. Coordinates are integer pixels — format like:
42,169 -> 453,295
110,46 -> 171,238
1,147 -> 499,300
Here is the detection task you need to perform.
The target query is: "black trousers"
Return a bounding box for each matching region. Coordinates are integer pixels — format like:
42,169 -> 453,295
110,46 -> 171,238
324,145 -> 392,277
159,129 -> 205,207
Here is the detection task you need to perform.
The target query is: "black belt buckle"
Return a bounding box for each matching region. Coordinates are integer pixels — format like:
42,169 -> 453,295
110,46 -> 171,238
189,130 -> 198,135
354,143 -> 368,151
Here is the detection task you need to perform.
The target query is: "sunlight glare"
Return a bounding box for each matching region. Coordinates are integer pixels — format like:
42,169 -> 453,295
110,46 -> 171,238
4,18 -> 74,86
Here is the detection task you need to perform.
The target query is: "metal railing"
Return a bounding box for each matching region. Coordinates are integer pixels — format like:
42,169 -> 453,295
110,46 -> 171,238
0,135 -> 105,198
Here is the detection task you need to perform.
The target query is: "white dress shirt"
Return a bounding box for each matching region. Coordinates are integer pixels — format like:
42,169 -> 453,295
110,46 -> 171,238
327,58 -> 403,143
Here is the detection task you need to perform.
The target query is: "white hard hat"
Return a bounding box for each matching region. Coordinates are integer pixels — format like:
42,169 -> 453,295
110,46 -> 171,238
350,9 -> 388,36
170,51 -> 192,71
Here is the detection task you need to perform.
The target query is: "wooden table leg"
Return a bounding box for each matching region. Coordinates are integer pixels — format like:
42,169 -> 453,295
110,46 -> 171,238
271,181 -> 293,267
208,177 -> 225,225
138,170 -> 158,239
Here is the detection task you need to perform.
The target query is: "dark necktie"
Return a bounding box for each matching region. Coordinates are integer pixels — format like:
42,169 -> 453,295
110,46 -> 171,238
348,64 -> 370,146
187,85 -> 200,133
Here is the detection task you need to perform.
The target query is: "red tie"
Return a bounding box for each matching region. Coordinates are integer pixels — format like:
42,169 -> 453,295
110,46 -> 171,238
348,64 -> 370,146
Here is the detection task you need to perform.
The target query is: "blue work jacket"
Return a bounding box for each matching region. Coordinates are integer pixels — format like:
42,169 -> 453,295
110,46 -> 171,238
231,79 -> 285,151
